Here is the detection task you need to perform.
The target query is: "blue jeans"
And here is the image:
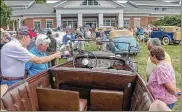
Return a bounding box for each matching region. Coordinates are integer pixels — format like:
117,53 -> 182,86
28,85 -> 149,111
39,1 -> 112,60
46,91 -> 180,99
168,102 -> 176,109
1,79 -> 20,86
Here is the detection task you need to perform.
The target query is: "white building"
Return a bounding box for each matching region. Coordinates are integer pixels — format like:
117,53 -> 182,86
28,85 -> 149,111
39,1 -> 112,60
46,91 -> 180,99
4,0 -> 181,30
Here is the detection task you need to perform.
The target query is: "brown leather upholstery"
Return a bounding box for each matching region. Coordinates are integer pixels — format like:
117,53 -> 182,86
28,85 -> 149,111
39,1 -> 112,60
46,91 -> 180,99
1,80 -> 87,111
1,82 -> 34,111
50,67 -> 136,110
90,89 -> 123,111
27,73 -> 51,110
36,87 -> 87,111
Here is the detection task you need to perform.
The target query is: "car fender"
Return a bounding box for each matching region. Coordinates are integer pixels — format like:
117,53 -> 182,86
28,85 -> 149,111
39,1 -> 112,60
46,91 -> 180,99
162,34 -> 172,41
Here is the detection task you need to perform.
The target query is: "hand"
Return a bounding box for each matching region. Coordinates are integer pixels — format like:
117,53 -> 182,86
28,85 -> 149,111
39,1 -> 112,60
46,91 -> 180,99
54,51 -> 62,58
64,50 -> 70,56
176,88 -> 181,98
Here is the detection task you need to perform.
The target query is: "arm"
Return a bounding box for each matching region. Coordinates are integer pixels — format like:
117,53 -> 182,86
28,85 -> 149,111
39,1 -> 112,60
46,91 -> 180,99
163,82 -> 177,95
25,61 -> 33,71
30,52 -> 61,64
156,67 -> 177,95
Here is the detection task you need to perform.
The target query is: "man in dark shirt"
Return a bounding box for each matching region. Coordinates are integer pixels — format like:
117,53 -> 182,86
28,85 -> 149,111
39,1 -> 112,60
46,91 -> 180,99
46,31 -> 57,66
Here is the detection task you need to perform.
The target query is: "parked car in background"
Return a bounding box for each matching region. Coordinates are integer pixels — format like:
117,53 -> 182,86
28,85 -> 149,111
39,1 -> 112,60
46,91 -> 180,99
95,26 -> 114,38
108,30 -> 140,55
150,26 -> 181,45
100,26 -> 115,37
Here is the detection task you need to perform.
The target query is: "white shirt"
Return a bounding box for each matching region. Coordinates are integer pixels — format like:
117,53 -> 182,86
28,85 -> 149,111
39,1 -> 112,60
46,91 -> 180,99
55,32 -> 66,46
85,31 -> 91,39
1,39 -> 34,77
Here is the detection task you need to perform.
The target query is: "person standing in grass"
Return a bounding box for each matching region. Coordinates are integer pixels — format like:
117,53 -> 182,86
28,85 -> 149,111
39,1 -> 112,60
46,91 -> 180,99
148,46 -> 179,109
146,38 -> 171,81
138,27 -> 145,43
46,31 -> 57,67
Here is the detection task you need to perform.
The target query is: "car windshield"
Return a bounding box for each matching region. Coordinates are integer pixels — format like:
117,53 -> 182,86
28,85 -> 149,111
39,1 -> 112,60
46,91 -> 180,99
112,36 -> 137,46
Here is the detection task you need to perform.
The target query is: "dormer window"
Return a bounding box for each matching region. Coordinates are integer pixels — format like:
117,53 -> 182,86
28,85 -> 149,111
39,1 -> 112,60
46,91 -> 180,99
154,8 -> 159,11
162,8 -> 167,11
82,0 -> 100,6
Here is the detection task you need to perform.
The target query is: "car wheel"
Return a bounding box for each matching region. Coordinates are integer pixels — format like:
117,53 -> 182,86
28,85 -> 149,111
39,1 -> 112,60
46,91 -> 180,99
162,37 -> 170,45
133,53 -> 138,56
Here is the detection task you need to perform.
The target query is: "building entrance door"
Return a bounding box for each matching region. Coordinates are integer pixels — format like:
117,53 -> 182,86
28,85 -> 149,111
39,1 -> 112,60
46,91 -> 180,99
83,18 -> 97,28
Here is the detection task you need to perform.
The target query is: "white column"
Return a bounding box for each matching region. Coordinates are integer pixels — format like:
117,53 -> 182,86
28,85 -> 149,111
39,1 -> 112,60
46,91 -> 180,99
13,21 -> 15,31
78,13 -> 83,28
18,19 -> 21,29
16,20 -> 19,30
118,13 -> 123,28
56,13 -> 62,27
98,13 -> 103,27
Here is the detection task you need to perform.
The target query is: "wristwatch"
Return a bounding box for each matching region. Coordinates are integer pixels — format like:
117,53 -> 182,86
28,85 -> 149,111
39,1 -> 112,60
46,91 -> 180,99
176,92 -> 181,96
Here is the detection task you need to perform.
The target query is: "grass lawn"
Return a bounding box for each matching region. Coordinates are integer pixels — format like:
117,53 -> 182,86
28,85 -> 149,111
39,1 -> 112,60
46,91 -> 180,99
60,42 -> 181,111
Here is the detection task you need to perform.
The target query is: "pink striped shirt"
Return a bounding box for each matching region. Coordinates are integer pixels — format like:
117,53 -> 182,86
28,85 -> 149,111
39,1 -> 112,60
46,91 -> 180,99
148,61 -> 177,104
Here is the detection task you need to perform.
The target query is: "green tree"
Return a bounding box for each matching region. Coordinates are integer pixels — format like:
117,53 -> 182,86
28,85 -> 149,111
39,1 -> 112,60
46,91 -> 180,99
35,0 -> 46,3
153,15 -> 181,27
0,0 -> 12,26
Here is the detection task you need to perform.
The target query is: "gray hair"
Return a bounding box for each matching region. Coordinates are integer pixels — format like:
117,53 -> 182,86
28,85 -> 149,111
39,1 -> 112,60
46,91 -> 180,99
147,38 -> 161,47
35,34 -> 51,46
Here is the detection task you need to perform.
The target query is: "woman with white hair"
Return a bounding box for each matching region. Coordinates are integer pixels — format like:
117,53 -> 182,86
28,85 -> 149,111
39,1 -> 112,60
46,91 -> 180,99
25,34 -> 51,77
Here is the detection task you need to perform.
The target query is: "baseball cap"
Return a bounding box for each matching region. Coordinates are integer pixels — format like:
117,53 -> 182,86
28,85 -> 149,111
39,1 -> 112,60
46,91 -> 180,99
17,26 -> 37,38
47,31 -> 52,35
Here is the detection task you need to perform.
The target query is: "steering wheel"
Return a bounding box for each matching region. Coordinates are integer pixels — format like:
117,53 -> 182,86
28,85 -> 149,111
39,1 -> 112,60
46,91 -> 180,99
73,49 -> 98,68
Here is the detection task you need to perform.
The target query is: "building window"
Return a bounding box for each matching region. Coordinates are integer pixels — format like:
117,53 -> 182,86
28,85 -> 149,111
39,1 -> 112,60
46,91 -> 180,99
46,20 -> 53,28
134,18 -> 140,27
103,19 -> 115,27
83,20 -> 97,28
124,19 -> 130,27
162,8 -> 167,11
33,20 -> 41,30
111,20 -> 115,27
82,0 -> 100,6
62,20 -> 77,29
154,8 -> 159,11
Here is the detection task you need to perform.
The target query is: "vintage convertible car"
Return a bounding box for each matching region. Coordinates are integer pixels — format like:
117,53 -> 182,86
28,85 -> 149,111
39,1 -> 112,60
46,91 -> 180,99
108,30 -> 140,55
1,40 -> 170,111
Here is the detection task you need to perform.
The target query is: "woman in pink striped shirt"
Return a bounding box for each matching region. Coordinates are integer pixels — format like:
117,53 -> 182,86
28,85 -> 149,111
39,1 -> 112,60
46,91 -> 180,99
148,46 -> 179,109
